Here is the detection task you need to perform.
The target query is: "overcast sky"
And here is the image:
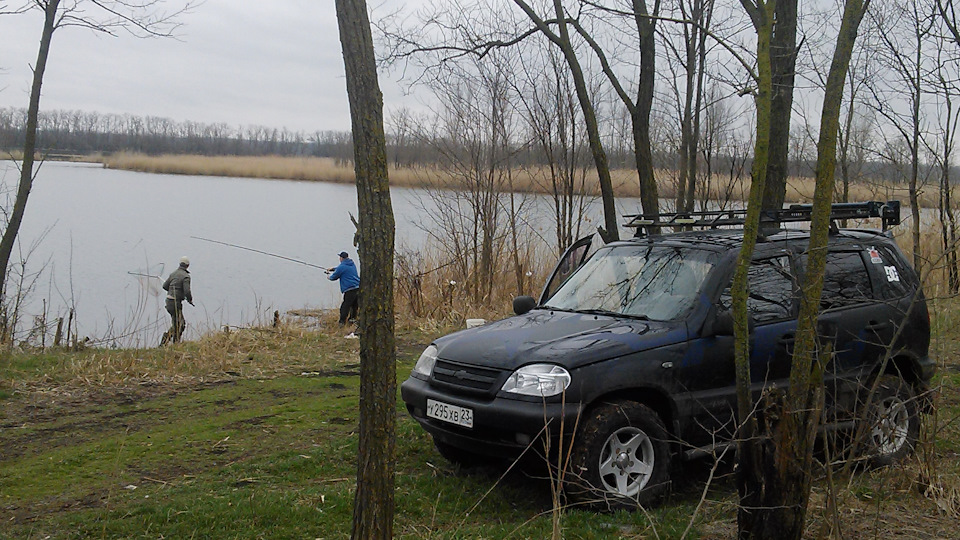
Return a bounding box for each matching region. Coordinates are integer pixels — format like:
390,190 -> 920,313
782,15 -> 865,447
0,0 -> 415,133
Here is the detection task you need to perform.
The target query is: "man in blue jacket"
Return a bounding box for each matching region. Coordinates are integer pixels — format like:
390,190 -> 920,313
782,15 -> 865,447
327,251 -> 360,326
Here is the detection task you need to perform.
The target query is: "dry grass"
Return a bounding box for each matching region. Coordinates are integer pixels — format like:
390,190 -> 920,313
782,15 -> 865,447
895,229 -> 960,293
93,152 -> 952,209
99,152 -> 445,187
392,241 -> 558,331
0,313 -> 359,395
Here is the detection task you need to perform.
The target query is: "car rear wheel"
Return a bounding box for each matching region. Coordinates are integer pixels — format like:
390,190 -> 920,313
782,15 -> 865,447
861,375 -> 919,467
566,401 -> 671,510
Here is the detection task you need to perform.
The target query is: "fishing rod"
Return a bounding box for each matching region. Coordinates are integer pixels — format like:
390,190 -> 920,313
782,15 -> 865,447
190,236 -> 328,271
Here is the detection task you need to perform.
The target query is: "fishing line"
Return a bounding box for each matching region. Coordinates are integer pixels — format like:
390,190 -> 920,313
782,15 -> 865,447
190,236 -> 327,270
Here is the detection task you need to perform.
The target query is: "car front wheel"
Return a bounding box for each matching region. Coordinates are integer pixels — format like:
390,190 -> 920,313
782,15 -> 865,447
566,401 -> 671,510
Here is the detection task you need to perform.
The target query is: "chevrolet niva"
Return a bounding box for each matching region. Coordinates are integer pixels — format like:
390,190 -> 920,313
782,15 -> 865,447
401,201 -> 934,509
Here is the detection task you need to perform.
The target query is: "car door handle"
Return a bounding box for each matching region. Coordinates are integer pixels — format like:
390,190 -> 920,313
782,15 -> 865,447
865,321 -> 890,332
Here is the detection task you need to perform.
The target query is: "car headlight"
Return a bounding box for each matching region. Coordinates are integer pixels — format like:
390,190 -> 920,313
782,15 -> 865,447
501,364 -> 571,397
413,344 -> 438,377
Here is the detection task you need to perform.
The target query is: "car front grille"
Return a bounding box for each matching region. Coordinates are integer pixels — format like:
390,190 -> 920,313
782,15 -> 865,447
432,359 -> 504,394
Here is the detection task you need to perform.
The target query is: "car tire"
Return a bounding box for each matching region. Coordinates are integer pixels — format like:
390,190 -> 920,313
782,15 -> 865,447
566,401 -> 671,511
861,374 -> 919,467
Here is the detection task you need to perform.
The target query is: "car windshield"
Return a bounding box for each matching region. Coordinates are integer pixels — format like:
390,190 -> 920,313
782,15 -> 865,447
543,244 -> 717,321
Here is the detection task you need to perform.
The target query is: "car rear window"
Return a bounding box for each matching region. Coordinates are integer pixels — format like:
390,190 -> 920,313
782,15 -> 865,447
870,245 -> 916,299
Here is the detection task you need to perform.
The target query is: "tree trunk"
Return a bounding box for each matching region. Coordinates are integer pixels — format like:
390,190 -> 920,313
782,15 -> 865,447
0,0 -> 59,304
732,4 -> 774,535
336,1 -> 397,538
552,0 -> 619,242
633,0 -> 660,218
910,28 -> 923,272
760,0 -> 798,213
737,0 -> 868,537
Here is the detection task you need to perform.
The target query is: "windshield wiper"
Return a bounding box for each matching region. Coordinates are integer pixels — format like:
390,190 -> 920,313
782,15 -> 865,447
576,309 -> 650,321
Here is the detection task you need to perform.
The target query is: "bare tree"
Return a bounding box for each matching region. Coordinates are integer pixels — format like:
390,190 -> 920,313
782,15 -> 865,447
511,0 -> 621,241
410,48 -> 520,301
515,45 -> 592,253
661,0 -> 716,213
0,0 -> 194,317
729,0 -> 778,532
698,84 -> 750,210
336,0 -> 398,537
865,0 -> 935,271
927,16 -> 960,291
934,0 -> 960,291
836,51 -> 874,211
733,0 -> 871,537
380,0 -> 625,244
562,0 -> 663,219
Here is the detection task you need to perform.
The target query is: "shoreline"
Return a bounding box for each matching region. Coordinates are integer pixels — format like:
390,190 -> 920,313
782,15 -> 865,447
96,152 -> 938,208
5,151 -> 941,208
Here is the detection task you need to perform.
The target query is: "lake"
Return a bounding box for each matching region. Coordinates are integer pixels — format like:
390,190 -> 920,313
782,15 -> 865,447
2,160 -> 628,347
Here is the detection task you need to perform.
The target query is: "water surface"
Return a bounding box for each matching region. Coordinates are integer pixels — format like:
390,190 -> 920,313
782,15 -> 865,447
6,160 -> 438,345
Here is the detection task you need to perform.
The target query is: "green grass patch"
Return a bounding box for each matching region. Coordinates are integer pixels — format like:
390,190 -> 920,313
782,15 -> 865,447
2,317 -> 958,538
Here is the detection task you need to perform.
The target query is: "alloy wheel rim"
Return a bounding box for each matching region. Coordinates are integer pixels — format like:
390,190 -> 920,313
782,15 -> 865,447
872,396 -> 909,455
597,426 -> 655,496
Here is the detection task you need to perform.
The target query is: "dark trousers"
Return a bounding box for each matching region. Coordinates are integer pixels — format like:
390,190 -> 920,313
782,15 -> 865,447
163,298 -> 185,344
339,288 -> 359,325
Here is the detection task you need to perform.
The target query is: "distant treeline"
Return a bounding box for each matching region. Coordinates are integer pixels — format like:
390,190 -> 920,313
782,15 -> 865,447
0,107 -> 357,161
0,106 -> 931,184
0,106 -> 695,171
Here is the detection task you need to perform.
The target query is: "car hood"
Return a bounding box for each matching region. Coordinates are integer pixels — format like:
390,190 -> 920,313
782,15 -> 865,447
434,309 -> 688,371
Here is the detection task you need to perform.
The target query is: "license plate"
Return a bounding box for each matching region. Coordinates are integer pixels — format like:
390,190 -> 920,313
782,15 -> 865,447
426,399 -> 474,428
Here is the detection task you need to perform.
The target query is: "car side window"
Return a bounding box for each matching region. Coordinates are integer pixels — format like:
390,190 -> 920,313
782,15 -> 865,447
821,251 -> 874,309
871,245 -> 913,298
719,256 -> 795,323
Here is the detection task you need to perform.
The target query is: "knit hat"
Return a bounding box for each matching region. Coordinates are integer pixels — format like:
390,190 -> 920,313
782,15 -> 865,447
180,256 -> 190,266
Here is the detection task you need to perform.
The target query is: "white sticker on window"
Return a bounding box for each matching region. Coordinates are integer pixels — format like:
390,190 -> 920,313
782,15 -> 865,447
868,247 -> 883,264
884,266 -> 900,282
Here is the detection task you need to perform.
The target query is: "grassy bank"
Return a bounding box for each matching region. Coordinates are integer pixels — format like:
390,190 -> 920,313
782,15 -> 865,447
1,300 -> 958,538
91,152 -> 937,208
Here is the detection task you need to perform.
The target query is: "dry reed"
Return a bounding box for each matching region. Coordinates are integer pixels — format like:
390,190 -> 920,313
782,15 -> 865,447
1,315 -> 358,395
96,152 -> 950,208
100,152 -> 444,187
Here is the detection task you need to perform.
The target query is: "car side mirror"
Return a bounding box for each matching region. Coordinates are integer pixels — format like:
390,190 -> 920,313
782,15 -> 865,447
710,309 -> 754,336
513,295 -> 537,315
712,309 -> 735,336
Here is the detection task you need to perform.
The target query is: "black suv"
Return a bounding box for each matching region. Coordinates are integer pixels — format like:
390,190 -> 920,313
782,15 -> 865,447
401,201 -> 934,507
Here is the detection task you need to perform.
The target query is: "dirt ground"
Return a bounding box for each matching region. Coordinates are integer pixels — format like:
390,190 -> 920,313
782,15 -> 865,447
2,330 -> 958,538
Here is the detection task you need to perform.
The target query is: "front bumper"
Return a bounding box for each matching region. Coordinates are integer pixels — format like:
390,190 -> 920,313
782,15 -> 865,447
400,375 -> 583,458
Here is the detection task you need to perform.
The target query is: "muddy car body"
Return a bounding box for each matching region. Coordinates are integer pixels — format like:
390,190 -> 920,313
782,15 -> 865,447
401,202 -> 934,507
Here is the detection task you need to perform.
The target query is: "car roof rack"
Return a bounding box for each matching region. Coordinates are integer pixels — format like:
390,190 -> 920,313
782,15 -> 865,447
624,200 -> 901,237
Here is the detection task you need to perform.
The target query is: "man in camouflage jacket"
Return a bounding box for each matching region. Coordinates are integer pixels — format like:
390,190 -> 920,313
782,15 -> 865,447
161,256 -> 194,344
